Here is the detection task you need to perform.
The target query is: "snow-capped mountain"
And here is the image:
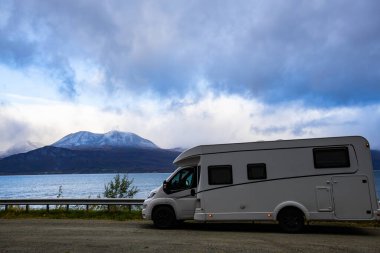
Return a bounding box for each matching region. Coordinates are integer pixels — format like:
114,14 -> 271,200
52,130 -> 158,150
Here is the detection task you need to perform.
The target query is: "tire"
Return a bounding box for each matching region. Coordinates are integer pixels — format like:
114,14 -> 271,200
278,208 -> 305,233
152,206 -> 177,229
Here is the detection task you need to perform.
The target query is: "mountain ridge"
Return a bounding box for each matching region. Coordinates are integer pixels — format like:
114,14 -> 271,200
0,130 -> 178,175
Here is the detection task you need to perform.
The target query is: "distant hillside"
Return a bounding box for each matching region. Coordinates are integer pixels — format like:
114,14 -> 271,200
372,150 -> 380,170
0,146 -> 179,175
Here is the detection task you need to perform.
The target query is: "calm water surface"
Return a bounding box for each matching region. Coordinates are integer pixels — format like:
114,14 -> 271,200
0,173 -> 170,199
0,171 -> 379,200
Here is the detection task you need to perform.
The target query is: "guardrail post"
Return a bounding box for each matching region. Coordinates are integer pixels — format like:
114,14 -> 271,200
5,205 -> 7,211
86,205 -> 89,212
66,205 -> 69,211
26,205 -> 29,212
107,205 -> 110,211
46,205 -> 49,212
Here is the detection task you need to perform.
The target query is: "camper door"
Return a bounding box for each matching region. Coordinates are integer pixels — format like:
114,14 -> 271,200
165,167 -> 197,219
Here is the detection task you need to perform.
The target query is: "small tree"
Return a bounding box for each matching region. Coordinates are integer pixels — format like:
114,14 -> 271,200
57,185 -> 63,198
56,185 -> 64,210
103,174 -> 139,198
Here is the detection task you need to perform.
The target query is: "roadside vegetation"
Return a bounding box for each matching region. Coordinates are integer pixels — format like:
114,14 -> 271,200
104,174 -> 139,198
0,208 -> 142,220
1,209 -> 379,228
0,174 -> 143,220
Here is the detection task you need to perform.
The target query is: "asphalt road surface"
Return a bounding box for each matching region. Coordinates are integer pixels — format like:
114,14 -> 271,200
0,219 -> 380,253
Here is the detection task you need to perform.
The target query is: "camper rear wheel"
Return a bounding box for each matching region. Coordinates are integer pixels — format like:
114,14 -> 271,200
278,207 -> 305,233
152,206 -> 177,229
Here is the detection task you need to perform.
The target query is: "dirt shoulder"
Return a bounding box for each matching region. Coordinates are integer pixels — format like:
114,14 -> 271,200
1,219 -> 380,253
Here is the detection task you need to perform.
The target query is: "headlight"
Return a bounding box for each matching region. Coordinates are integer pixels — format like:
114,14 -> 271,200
148,192 -> 156,198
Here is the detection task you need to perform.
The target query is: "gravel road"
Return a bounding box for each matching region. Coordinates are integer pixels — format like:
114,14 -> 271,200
0,219 -> 379,253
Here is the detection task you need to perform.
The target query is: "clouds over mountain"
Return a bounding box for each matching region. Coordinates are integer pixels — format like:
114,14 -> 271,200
1,0 -> 380,151
1,90 -> 380,151
1,0 -> 380,104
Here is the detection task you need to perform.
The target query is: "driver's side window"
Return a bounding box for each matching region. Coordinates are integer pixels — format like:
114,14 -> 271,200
168,167 -> 195,192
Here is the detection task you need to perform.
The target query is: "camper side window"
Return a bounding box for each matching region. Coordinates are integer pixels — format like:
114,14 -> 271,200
208,165 -> 233,185
313,147 -> 350,169
247,163 -> 267,180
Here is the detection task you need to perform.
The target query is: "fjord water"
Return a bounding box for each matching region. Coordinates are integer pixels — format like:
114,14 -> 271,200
0,171 -> 380,200
0,173 -> 170,199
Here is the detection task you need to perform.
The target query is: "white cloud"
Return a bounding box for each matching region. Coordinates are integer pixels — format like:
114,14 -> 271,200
1,88 -> 380,151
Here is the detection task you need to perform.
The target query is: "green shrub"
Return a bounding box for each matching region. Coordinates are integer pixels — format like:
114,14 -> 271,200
103,174 -> 139,198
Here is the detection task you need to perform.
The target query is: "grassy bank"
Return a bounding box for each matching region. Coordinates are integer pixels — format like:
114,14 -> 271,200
0,209 -> 142,221
1,209 -> 379,228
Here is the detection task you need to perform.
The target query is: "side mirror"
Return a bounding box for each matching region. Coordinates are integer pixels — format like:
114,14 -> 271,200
163,180 -> 170,194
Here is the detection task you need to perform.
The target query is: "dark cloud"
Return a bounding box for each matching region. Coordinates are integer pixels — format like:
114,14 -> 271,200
250,126 -> 287,136
0,0 -> 78,100
1,0 -> 380,105
0,36 -> 36,67
199,1 -> 380,105
45,55 -> 77,100
250,115 -> 358,137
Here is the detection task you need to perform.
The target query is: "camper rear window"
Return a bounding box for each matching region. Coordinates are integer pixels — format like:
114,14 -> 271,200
247,163 -> 267,180
208,165 -> 233,185
313,147 -> 350,169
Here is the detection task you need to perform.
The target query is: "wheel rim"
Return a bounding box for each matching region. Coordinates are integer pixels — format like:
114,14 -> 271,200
283,216 -> 301,230
279,210 -> 304,232
157,210 -> 170,225
153,207 -> 175,228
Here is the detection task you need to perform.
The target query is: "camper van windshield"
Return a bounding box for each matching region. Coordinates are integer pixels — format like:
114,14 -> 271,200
167,167 -> 195,192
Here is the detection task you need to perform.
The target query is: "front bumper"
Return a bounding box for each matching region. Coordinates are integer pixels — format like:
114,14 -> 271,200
142,199 -> 152,220
376,209 -> 380,220
376,201 -> 380,220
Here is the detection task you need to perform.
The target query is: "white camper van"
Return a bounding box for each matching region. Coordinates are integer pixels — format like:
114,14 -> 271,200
142,136 -> 380,232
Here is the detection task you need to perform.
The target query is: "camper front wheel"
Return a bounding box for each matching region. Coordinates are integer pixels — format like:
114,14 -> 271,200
278,207 -> 305,233
152,206 -> 177,229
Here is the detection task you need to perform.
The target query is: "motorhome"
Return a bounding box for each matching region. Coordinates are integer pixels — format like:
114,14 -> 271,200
142,136 -> 380,232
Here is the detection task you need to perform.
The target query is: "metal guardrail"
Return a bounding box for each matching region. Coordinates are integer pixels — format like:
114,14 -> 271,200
0,198 -> 145,211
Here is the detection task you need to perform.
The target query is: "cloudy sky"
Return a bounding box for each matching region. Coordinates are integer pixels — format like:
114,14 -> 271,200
1,0 -> 380,152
